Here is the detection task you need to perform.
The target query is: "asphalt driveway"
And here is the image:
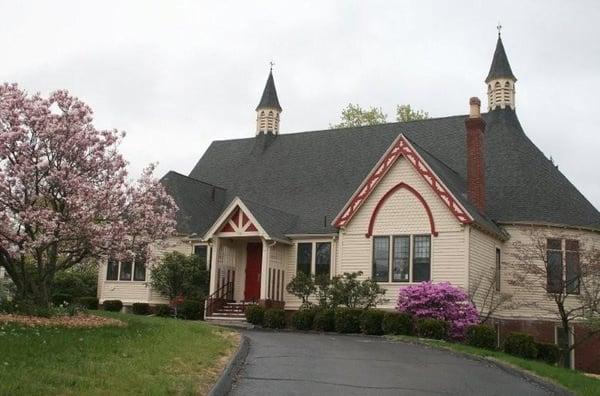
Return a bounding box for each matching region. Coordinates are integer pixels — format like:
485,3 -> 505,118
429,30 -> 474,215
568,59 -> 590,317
229,331 -> 563,396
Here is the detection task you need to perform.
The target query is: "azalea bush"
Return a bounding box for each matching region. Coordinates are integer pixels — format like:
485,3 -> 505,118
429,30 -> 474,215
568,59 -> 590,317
396,282 -> 479,339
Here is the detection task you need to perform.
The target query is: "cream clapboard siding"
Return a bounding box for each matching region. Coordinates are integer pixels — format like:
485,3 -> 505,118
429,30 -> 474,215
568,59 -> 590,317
339,156 -> 467,309
468,226 -> 501,313
98,237 -> 191,305
498,224 -> 600,320
266,242 -> 289,300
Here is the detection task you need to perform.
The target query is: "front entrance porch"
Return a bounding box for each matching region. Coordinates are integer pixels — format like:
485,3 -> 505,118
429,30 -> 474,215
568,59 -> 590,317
205,236 -> 288,319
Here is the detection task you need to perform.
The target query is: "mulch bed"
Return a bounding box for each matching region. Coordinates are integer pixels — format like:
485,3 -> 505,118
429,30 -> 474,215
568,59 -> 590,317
0,313 -> 126,328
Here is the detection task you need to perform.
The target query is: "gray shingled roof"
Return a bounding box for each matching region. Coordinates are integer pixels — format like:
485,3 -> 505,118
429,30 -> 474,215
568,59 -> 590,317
485,36 -> 517,83
256,70 -> 282,112
164,108 -> 600,238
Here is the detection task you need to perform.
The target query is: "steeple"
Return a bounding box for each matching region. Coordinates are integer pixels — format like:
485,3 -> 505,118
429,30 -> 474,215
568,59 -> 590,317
256,66 -> 282,135
485,27 -> 517,111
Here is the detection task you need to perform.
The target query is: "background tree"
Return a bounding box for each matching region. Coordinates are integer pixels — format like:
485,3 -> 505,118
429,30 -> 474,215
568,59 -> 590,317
0,84 -> 177,307
395,104 -> 429,122
468,270 -> 514,323
508,228 -> 600,367
150,252 -> 209,301
331,103 -> 429,128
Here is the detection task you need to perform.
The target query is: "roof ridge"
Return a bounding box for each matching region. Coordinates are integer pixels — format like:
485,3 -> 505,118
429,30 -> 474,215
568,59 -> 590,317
163,170 -> 227,191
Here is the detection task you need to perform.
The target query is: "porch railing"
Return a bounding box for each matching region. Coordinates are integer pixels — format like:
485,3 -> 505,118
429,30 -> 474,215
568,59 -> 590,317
205,281 -> 234,317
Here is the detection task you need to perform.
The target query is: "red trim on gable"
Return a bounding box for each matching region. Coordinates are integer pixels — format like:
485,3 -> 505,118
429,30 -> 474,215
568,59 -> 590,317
241,212 -> 250,227
366,182 -> 439,238
334,135 -> 472,229
220,222 -> 235,232
246,223 -> 258,232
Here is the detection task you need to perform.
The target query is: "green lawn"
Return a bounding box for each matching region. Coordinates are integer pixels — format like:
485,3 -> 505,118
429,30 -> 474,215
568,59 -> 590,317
0,311 -> 238,395
389,335 -> 600,396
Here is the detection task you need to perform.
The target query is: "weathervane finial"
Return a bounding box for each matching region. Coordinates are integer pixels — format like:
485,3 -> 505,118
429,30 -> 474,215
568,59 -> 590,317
269,60 -> 275,72
497,22 -> 502,37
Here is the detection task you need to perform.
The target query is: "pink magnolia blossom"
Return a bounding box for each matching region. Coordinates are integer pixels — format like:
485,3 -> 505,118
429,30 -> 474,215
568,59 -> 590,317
0,83 -> 177,304
396,281 -> 480,340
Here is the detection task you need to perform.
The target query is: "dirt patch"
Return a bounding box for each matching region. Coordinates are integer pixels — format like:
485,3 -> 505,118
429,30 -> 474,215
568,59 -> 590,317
197,330 -> 241,395
0,313 -> 125,328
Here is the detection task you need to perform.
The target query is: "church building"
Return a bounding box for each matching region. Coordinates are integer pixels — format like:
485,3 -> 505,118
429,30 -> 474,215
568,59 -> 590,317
98,33 -> 600,373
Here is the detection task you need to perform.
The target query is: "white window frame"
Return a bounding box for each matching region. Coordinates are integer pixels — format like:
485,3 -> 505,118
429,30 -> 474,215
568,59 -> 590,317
293,239 -> 334,279
192,243 -> 211,271
105,257 -> 147,283
371,234 -> 433,284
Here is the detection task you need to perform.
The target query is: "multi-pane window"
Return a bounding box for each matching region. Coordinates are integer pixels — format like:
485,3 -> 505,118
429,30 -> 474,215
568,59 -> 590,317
413,236 -> 431,282
315,242 -> 331,277
392,236 -> 410,282
372,237 -> 390,282
296,241 -> 332,277
495,248 -> 501,291
106,252 -> 147,282
546,239 -> 580,294
296,243 -> 312,275
193,245 -> 210,271
372,235 -> 431,283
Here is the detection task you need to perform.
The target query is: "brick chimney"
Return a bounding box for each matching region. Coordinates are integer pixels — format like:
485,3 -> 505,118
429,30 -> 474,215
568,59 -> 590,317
465,97 -> 486,212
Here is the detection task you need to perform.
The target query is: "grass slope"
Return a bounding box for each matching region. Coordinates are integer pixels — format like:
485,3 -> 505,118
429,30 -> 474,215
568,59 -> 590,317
0,312 -> 238,395
389,335 -> 600,396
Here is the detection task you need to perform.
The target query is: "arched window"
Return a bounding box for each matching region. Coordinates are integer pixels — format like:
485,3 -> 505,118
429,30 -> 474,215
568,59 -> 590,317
268,111 -> 273,117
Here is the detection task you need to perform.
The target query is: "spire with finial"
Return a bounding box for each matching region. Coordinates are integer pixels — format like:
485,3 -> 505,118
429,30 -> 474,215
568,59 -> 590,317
485,25 -> 517,110
256,65 -> 282,135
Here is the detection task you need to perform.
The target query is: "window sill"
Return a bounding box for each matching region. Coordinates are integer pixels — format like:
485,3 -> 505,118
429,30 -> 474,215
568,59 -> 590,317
104,280 -> 147,284
375,281 -> 430,285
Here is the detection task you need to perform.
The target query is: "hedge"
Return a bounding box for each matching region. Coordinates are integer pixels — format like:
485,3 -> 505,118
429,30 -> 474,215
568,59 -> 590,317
132,303 -> 151,315
51,293 -> 73,306
416,318 -> 449,340
504,332 -> 538,359
245,305 -> 265,325
264,309 -> 286,329
103,300 -> 123,312
313,308 -> 335,332
74,297 -> 99,310
466,325 -> 497,350
154,304 -> 172,317
360,309 -> 385,335
291,308 -> 316,330
382,312 -> 413,335
177,299 -> 203,320
334,307 -> 362,333
536,342 -> 560,365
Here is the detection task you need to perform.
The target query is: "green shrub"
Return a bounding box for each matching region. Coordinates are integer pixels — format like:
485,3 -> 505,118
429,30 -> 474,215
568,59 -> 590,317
360,309 -> 385,335
103,300 -> 123,312
291,308 -> 316,330
334,307 -> 362,333
504,332 -> 538,359
154,304 -> 172,317
132,303 -> 150,315
245,304 -> 265,325
51,293 -> 72,306
416,318 -> 449,340
466,325 -> 497,350
177,299 -> 202,320
263,309 -> 286,329
52,265 -> 98,300
312,308 -> 335,332
382,312 -> 413,335
535,342 -> 560,365
74,297 -> 99,310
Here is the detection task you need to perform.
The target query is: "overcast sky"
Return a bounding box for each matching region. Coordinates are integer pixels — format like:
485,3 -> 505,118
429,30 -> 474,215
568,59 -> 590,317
1,1 -> 599,209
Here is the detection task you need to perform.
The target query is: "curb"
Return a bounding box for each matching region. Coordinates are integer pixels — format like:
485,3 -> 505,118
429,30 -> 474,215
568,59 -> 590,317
208,334 -> 250,396
391,337 -> 573,396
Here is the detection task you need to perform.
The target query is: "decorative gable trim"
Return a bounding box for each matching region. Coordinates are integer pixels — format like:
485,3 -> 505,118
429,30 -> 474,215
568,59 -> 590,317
366,182 -> 438,237
203,197 -> 269,240
333,134 -> 473,229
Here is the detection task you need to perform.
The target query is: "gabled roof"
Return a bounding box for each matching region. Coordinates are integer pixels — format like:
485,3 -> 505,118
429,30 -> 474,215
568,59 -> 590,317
485,35 -> 517,83
256,70 -> 282,112
183,108 -> 600,238
160,171 -> 226,235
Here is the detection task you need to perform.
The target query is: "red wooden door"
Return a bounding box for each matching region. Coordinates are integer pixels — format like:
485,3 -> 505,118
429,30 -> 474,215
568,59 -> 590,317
244,243 -> 262,301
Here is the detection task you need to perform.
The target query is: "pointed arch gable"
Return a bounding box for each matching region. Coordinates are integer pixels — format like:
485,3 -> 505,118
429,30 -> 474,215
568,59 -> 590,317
366,182 -> 438,237
333,134 -> 473,229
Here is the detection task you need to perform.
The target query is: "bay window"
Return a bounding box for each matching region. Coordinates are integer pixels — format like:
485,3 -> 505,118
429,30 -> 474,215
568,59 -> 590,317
106,252 -> 147,282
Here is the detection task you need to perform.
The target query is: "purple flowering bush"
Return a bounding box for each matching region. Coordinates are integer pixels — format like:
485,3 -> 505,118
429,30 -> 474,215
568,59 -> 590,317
396,282 -> 479,340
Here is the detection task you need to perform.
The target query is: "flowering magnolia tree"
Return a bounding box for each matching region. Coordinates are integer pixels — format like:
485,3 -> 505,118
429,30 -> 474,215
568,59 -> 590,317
0,84 -> 177,307
397,282 -> 479,339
